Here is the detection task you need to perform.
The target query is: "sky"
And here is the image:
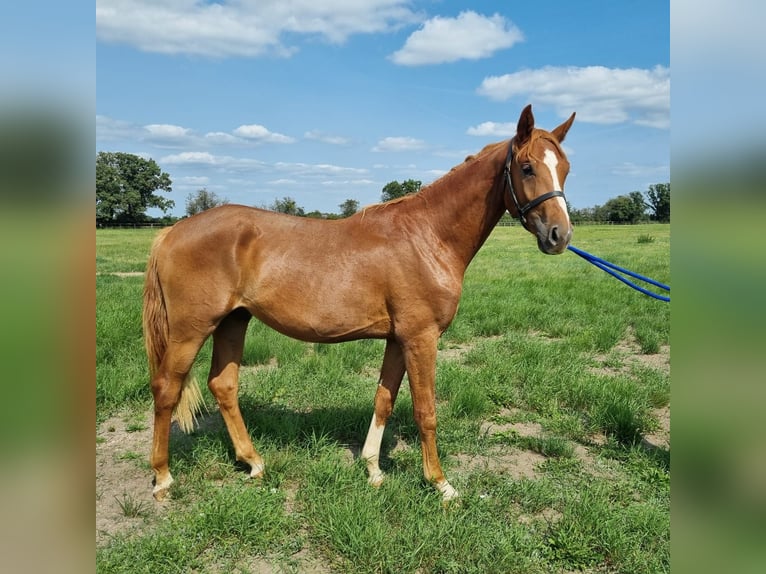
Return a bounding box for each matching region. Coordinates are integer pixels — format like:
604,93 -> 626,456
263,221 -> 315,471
96,0 -> 669,217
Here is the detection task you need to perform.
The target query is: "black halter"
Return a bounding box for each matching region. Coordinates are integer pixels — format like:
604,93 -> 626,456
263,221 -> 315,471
503,139 -> 566,227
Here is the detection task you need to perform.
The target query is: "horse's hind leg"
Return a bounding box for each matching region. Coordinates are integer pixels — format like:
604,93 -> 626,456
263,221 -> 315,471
151,337 -> 208,500
208,309 -> 265,478
361,339 -> 406,487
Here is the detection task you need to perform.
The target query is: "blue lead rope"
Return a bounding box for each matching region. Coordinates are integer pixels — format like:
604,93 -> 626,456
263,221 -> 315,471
567,245 -> 670,302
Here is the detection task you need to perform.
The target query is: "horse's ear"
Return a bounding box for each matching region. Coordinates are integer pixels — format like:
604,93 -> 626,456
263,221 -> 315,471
551,112 -> 576,143
515,104 -> 535,146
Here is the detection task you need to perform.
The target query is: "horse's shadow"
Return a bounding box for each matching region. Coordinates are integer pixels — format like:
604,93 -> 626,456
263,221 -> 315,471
167,396 -> 418,477
639,437 -> 670,472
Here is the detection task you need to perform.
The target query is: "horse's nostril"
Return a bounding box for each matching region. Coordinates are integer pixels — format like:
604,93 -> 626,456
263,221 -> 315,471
549,225 -> 560,244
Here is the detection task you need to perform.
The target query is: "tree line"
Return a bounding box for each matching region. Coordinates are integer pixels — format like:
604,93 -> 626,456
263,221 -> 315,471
96,152 -> 668,226
568,184 -> 669,224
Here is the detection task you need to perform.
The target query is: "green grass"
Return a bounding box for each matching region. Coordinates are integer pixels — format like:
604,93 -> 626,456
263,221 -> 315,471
96,223 -> 670,573
96,227 -> 160,274
114,492 -> 149,518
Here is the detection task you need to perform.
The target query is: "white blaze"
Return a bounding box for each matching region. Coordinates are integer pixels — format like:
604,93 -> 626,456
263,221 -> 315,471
542,149 -> 570,221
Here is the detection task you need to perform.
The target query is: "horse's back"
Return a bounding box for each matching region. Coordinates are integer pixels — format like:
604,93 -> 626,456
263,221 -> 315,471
154,205 -> 395,341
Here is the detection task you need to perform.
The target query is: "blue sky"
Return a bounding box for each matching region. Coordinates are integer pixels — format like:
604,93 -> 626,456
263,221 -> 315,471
96,1 -> 669,217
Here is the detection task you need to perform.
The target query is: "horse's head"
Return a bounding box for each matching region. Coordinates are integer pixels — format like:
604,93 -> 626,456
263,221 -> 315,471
504,105 -> 576,255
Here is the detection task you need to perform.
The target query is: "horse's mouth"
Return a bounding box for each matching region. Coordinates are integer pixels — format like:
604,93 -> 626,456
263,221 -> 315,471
536,225 -> 572,255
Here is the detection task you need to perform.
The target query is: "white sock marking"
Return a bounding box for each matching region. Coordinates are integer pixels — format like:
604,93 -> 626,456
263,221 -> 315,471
361,412 -> 386,484
437,480 -> 459,501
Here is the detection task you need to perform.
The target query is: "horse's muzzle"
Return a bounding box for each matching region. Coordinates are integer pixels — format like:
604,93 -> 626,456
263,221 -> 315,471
537,223 -> 572,255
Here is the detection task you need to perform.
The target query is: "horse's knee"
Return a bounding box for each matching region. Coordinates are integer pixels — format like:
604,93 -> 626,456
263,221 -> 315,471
373,394 -> 394,421
207,375 -> 238,409
207,375 -> 235,395
151,374 -> 182,410
412,407 -> 436,431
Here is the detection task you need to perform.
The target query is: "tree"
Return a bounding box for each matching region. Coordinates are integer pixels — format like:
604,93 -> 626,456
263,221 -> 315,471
185,188 -> 228,217
602,192 -> 648,224
381,179 -> 421,202
96,152 -> 173,223
569,206 -> 598,224
339,199 -> 359,218
645,183 -> 670,222
270,196 -> 305,216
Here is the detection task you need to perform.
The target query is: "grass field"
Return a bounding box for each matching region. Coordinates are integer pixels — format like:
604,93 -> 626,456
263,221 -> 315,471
96,223 -> 670,573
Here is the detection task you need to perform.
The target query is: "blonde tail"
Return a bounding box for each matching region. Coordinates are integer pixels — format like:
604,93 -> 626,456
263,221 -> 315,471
142,227 -> 205,433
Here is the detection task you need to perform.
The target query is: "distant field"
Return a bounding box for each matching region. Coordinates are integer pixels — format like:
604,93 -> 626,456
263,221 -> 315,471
97,223 -> 670,573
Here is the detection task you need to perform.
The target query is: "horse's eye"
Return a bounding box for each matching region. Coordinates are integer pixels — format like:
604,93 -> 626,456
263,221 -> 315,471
520,163 -> 534,177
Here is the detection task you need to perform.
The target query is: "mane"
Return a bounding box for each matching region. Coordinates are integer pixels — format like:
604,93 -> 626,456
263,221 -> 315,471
361,191 -> 421,216
513,129 -> 564,163
360,140 -> 508,217
462,141 -> 507,165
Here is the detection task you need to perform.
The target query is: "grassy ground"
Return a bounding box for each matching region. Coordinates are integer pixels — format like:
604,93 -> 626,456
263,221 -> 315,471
96,223 -> 670,573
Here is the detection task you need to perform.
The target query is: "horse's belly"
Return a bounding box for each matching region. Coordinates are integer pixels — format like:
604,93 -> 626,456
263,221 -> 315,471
245,287 -> 391,343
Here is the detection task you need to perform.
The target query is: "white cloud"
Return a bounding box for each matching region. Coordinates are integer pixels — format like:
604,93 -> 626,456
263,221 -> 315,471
275,162 -> 367,176
96,0 -> 419,57
372,136 -> 427,152
144,124 -> 191,139
233,124 -> 295,143
304,130 -> 351,145
180,176 -> 210,185
477,65 -> 670,129
611,162 -> 669,178
390,11 -> 523,66
161,151 -> 219,165
466,121 -> 516,137
314,163 -> 367,174
157,149 -> 368,182
204,131 -> 245,145
161,152 -> 271,173
96,115 -> 139,141
97,115 -> 297,148
142,123 -> 195,148
319,179 -> 376,186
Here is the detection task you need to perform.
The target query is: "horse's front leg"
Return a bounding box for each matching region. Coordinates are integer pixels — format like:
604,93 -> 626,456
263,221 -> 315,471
361,339 -> 406,487
402,331 -> 458,502
208,310 -> 265,479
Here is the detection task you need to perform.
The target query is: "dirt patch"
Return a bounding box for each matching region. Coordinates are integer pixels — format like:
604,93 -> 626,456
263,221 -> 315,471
480,418 -> 543,438
642,405 -> 671,450
96,413 -> 162,546
454,448 -> 546,480
98,271 -> 145,277
475,408 -> 620,480
438,335 -> 503,362
240,357 -> 280,377
457,409 -> 546,480
590,327 -> 670,378
96,409 -> 334,573
517,506 -> 563,526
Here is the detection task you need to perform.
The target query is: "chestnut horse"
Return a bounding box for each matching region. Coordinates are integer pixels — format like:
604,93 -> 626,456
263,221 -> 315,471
143,105 -> 575,502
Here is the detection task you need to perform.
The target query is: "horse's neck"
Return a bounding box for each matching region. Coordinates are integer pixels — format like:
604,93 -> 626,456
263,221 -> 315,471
416,143 -> 507,267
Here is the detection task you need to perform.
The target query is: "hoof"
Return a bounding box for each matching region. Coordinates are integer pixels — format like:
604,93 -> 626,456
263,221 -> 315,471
249,463 -> 265,479
437,481 -> 459,504
153,487 -> 169,501
152,476 -> 174,501
367,471 -> 385,488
